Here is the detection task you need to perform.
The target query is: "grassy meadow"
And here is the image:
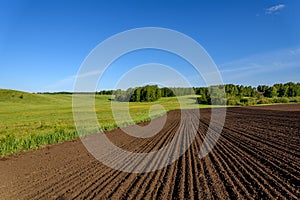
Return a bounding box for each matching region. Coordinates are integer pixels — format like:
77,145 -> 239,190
0,89 -> 205,155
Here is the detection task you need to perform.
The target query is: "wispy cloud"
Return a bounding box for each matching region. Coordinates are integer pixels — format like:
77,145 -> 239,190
75,70 -> 103,79
44,75 -> 74,92
44,70 -> 103,92
220,65 -> 261,73
265,4 -> 285,15
219,47 -> 300,85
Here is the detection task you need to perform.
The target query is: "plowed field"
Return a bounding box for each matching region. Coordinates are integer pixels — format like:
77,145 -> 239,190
1,104 -> 299,199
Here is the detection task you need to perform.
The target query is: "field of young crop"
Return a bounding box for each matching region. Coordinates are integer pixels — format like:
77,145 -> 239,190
0,89 -> 206,155
0,104 -> 299,199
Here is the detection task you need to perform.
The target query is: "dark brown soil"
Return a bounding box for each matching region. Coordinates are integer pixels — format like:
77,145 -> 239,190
246,103 -> 300,111
0,104 -> 299,200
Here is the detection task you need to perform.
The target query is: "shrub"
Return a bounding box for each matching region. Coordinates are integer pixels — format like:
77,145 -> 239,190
289,97 -> 300,103
272,97 -> 289,103
196,96 -> 211,105
226,97 -> 241,106
257,98 -> 272,104
240,98 -> 248,104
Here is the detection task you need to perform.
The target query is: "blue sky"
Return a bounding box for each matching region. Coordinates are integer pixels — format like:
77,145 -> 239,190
0,0 -> 299,92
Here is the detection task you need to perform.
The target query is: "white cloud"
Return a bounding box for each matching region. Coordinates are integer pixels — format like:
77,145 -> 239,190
75,70 -> 103,79
220,65 -> 260,73
43,76 -> 74,92
44,69 -> 103,92
218,47 -> 300,85
265,4 -> 285,15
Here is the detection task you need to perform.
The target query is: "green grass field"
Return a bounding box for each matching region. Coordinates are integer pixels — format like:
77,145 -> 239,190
0,89 -> 206,155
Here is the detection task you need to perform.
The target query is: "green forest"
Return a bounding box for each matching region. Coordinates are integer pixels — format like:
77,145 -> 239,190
107,82 -> 300,105
111,85 -> 195,102
196,82 -> 300,105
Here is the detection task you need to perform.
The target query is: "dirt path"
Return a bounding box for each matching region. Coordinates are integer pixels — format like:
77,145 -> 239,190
1,104 -> 300,199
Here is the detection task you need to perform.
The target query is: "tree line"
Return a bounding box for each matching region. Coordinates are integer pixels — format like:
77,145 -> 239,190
195,82 -> 300,105
110,85 -> 196,102
113,85 -> 175,102
97,82 -> 300,104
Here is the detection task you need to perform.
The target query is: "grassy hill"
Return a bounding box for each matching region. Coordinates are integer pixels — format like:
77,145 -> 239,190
0,89 -> 75,106
0,89 -> 201,155
0,89 -> 49,103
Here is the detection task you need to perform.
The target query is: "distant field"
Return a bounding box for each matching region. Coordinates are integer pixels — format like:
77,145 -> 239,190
1,89 -> 298,155
0,89 -> 205,155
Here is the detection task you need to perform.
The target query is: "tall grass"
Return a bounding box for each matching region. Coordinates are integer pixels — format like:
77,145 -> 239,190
0,90 -> 201,155
0,130 -> 77,155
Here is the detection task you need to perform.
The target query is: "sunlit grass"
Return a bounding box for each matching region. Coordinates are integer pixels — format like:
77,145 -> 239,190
0,89 -> 204,155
